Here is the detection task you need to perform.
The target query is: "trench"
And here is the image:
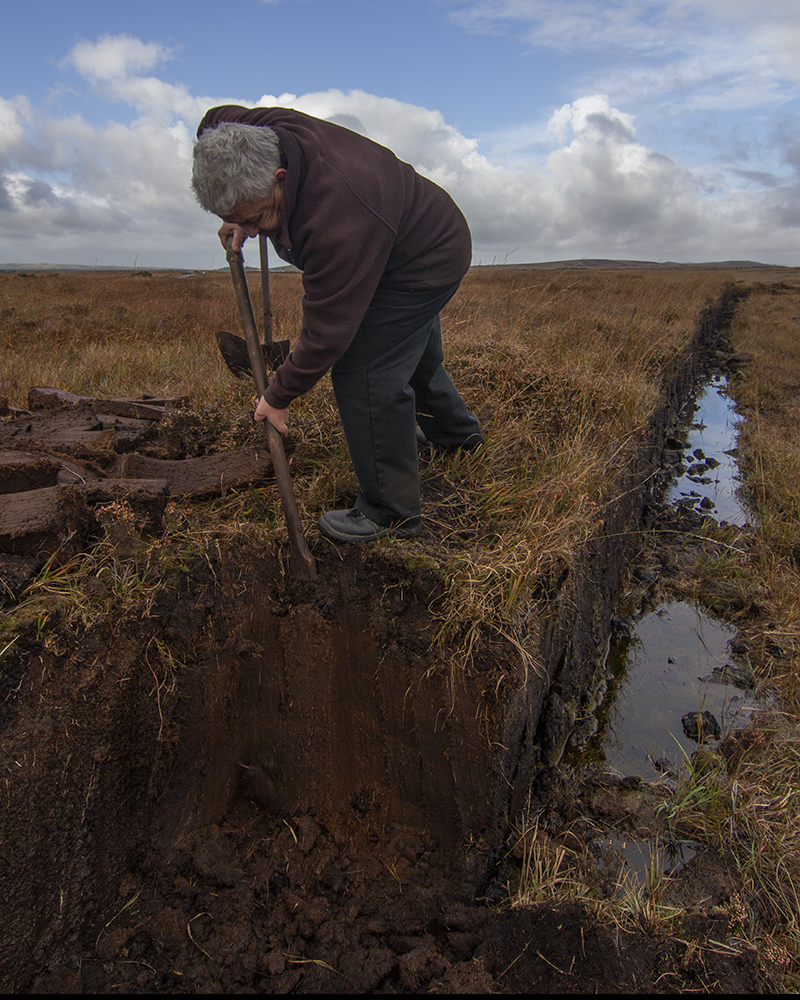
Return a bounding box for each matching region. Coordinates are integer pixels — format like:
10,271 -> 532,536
556,362 -> 761,891
592,372 -> 757,786
0,286 -> 753,992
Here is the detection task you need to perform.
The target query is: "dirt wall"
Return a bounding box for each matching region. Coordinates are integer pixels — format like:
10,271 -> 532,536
149,543 -> 501,852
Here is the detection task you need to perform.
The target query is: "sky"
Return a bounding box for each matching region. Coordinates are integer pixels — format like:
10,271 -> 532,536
1,0 -> 799,268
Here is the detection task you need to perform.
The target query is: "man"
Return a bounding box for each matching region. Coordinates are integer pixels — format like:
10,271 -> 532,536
192,106 -> 482,542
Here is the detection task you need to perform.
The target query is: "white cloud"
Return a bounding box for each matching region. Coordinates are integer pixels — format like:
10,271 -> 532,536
0,34 -> 798,267
449,1 -> 800,56
258,88 -> 488,183
449,1 -> 702,55
251,88 -> 797,263
448,1 -> 800,104
62,36 -> 212,124
542,97 -> 706,248
0,41 -> 209,265
0,96 -> 31,158
64,35 -> 172,81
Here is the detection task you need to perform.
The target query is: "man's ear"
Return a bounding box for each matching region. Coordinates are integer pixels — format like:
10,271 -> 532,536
274,168 -> 287,185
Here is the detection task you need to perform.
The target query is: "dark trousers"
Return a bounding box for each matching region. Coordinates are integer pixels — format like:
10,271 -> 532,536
331,282 -> 482,528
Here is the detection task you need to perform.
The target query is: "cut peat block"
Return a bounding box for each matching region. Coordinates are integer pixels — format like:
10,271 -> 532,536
0,388 -> 276,560
0,452 -> 62,494
110,446 -> 273,498
27,386 -> 188,420
0,480 -> 169,559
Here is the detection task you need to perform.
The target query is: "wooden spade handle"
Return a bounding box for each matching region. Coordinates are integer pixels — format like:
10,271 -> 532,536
258,234 -> 273,347
226,241 -> 316,580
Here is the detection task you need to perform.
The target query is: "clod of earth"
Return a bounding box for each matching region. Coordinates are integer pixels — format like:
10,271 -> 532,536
683,709 -> 724,743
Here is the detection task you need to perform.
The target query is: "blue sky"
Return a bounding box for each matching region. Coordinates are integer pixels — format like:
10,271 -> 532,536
2,0 -> 798,267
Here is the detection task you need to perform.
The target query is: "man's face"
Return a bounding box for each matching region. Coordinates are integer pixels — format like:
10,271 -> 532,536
224,168 -> 286,237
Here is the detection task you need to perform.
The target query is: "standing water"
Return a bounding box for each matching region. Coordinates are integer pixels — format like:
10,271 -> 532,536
666,374 -> 749,528
593,375 -> 756,781
600,602 -> 753,782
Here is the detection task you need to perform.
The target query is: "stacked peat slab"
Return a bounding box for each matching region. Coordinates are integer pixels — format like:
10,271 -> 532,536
0,387 -> 273,601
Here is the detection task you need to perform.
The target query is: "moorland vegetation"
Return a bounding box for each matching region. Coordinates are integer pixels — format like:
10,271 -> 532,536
2,264 -> 800,989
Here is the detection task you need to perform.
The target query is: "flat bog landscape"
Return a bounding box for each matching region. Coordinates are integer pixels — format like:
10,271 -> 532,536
2,264 -> 800,993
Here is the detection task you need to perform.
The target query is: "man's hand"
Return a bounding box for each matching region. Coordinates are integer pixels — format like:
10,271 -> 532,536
218,222 -> 247,252
255,396 -> 289,434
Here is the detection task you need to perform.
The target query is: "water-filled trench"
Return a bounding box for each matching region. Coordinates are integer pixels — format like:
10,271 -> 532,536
591,375 -> 758,783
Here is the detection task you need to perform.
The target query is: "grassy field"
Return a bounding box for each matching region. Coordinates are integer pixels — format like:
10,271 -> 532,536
1,266 -> 730,651
4,263 -> 800,986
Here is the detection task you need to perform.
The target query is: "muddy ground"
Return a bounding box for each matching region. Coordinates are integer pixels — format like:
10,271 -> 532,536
0,290 -> 771,993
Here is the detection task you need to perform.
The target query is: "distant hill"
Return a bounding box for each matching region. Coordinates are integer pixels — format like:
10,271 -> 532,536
0,263 -> 299,274
0,259 -> 786,274
470,258 -> 782,271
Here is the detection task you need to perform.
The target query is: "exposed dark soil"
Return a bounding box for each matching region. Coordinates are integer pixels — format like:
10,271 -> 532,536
0,286 -> 771,993
0,536 -> 765,994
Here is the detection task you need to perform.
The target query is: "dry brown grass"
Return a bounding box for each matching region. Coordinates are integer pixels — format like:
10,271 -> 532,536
404,267 -> 735,657
1,265 -> 740,659
489,265 -> 800,985
0,269 -> 301,405
690,277 -> 800,703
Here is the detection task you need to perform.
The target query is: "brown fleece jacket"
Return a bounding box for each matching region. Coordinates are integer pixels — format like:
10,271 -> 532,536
197,106 -> 472,408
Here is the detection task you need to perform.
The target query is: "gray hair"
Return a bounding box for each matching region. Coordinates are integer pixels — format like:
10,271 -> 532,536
192,122 -> 282,216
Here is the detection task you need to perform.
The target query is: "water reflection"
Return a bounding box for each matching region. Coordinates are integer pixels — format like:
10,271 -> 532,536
597,601 -> 755,782
666,375 -> 750,527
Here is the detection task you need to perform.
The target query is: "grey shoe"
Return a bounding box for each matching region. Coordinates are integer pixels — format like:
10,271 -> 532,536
318,509 -> 422,543
417,426 -> 484,455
